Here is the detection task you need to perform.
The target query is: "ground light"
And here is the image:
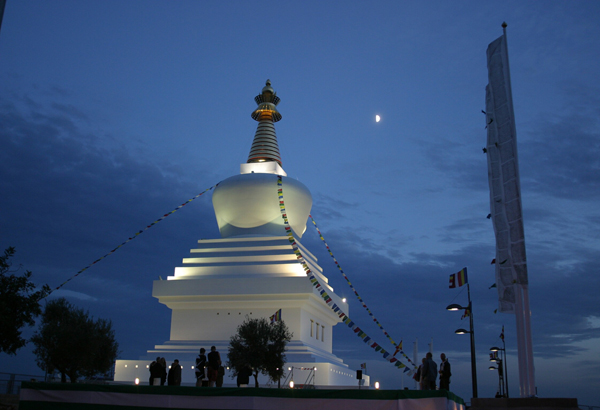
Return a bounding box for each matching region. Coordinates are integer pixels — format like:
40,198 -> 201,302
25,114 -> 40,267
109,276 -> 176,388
289,380 -> 294,389
375,381 -> 380,390
134,378 -> 139,385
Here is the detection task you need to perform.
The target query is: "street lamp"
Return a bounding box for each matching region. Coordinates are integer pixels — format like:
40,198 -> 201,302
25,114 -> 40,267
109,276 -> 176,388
491,346 -> 509,397
446,297 -> 478,398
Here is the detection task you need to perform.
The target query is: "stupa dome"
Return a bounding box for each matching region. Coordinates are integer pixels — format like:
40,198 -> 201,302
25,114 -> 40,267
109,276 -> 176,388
212,173 -> 312,238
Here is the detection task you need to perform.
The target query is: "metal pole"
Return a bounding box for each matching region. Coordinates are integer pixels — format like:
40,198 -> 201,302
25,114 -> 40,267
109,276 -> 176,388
414,339 -> 419,390
467,283 -> 478,398
503,338 -> 509,397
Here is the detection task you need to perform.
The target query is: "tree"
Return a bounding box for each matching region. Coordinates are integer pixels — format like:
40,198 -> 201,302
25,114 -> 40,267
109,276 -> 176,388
227,317 -> 292,388
0,247 -> 50,355
31,298 -> 119,383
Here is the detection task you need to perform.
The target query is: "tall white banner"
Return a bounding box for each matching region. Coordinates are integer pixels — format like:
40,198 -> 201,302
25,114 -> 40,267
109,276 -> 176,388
486,27 -> 536,396
485,33 -> 528,314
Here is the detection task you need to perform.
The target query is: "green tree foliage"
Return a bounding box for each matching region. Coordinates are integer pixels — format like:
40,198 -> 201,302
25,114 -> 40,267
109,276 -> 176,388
31,298 -> 119,383
227,317 -> 292,387
0,247 -> 50,355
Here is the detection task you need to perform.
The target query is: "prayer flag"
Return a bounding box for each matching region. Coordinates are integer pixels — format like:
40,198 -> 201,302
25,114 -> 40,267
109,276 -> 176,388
457,268 -> 468,286
393,340 -> 403,357
270,309 -> 282,324
449,268 -> 468,288
500,325 -> 505,341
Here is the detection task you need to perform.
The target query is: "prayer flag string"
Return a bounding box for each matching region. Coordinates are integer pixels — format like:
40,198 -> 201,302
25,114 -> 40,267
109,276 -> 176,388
47,184 -> 216,297
277,176 -> 415,371
309,214 -> 416,368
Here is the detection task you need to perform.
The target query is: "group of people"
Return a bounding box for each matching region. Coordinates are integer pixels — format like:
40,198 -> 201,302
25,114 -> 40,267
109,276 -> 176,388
148,346 -> 251,388
413,352 -> 452,391
149,357 -> 182,386
195,346 -> 252,388
195,346 -> 225,387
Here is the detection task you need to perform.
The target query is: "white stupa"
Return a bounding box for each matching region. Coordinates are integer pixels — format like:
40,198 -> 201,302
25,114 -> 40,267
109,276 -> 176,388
114,81 -> 363,387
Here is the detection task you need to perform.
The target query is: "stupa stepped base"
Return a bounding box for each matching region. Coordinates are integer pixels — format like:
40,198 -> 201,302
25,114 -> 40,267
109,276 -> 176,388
115,339 -> 360,387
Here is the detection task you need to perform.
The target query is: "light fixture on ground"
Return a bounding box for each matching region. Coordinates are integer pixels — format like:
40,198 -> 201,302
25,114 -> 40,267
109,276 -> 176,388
446,297 -> 478,398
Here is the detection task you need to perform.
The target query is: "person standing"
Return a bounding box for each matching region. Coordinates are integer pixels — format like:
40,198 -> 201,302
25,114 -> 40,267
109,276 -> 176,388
149,357 -> 161,386
216,365 -> 225,387
207,346 -> 222,387
416,358 -> 425,390
159,357 -> 167,386
422,352 -> 438,390
195,348 -> 207,387
168,359 -> 182,386
237,366 -> 252,388
439,353 -> 451,391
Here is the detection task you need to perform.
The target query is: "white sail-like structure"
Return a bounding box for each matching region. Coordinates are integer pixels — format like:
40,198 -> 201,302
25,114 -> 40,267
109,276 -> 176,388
485,25 -> 535,397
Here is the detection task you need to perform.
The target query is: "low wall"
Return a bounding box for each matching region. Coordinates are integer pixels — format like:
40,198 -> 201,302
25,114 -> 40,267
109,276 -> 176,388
19,382 -> 466,410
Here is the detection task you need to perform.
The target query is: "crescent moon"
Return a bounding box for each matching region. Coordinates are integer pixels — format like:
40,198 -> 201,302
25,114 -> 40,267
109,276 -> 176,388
375,115 -> 381,122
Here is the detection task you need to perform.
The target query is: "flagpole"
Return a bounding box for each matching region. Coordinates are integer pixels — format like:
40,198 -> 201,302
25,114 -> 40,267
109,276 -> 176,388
503,328 -> 509,398
413,339 -> 418,389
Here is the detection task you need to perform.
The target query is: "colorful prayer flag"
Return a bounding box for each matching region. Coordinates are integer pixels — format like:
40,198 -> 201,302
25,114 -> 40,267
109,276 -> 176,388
393,340 -> 403,357
449,273 -> 456,288
457,267 -> 468,286
449,268 -> 468,288
270,309 -> 282,323
449,268 -> 468,289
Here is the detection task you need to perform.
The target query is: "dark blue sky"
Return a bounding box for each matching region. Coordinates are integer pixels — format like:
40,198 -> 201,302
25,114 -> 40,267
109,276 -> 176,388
1,1 -> 599,405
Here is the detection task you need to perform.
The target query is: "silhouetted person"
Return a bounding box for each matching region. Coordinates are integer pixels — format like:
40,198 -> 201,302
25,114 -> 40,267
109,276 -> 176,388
168,359 -> 182,386
439,353 -> 451,390
217,364 -> 225,387
195,348 -> 207,387
237,366 -> 252,388
207,346 -> 222,387
422,352 -> 437,390
149,357 -> 161,385
159,357 -> 167,386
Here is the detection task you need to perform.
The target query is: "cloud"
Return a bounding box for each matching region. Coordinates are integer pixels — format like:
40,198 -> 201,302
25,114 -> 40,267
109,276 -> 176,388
520,87 -> 600,201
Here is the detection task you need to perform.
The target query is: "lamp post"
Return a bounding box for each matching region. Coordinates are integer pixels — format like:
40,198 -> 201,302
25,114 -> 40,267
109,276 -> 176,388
491,345 -> 509,398
488,365 -> 503,397
489,353 -> 505,397
447,284 -> 478,398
